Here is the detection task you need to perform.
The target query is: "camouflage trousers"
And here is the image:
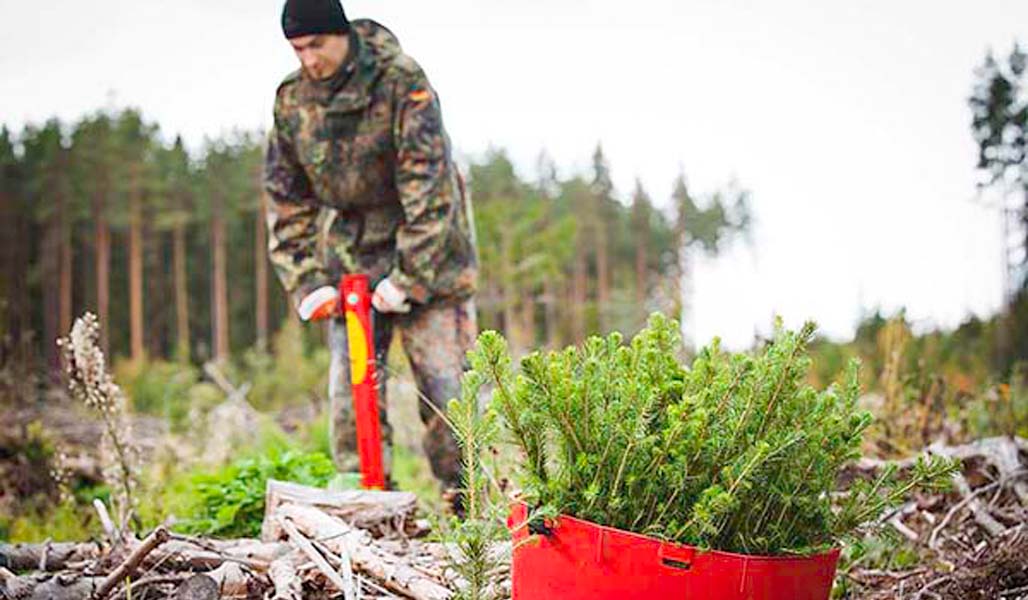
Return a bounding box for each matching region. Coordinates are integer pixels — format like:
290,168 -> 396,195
328,298 -> 477,489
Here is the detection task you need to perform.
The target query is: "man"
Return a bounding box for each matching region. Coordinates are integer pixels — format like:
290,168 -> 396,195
264,0 -> 478,496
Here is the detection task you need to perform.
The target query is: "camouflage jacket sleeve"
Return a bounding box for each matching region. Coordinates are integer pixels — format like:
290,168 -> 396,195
264,88 -> 328,308
388,65 -> 459,304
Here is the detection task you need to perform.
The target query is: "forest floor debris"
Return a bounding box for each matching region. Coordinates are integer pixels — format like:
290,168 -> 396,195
0,479 -> 510,599
3,438 -> 1024,597
844,436 -> 1028,599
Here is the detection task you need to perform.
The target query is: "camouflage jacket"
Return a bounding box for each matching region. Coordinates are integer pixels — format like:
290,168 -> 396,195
264,19 -> 478,308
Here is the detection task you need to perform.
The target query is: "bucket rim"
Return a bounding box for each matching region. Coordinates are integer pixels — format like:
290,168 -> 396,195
510,501 -> 840,563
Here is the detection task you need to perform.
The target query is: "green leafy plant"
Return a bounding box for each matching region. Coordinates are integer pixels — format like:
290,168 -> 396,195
471,313 -> 956,555
179,449 -> 335,538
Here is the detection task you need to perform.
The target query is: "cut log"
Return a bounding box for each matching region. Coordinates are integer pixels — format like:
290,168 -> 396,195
0,537 -> 284,577
0,571 -> 103,600
0,541 -> 101,571
262,479 -> 418,540
270,502 -> 451,600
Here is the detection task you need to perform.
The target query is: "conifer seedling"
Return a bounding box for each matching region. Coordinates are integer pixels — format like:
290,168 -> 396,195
466,314 -> 955,556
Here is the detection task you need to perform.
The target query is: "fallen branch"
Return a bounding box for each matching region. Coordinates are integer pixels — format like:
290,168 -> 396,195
269,503 -> 451,600
162,534 -> 281,571
314,536 -> 357,599
93,499 -> 118,545
93,525 -> 170,600
931,451 -> 1007,539
929,480 -> 1002,549
267,551 -> 303,600
853,436 -> 1027,480
277,515 -> 355,600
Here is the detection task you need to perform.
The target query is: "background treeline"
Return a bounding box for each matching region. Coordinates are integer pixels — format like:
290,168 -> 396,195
0,108 -> 751,382
0,111 -> 276,376
1,40 -> 1026,394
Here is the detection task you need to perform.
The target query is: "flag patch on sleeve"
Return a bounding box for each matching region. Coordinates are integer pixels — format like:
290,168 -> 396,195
409,89 -> 431,102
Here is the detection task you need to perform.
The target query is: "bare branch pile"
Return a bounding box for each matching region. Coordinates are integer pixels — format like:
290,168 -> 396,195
0,480 -> 511,599
844,436 -> 1028,599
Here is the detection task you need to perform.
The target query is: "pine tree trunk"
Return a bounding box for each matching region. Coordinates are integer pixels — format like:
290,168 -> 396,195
595,220 -> 609,331
211,196 -> 230,362
499,227 -> 517,344
502,282 -> 517,345
128,179 -> 145,362
635,226 -> 647,307
543,279 -> 558,349
59,200 -> 73,341
0,186 -> 19,354
145,224 -> 165,359
678,241 -> 694,352
519,290 -> 535,350
572,252 -> 587,342
172,222 -> 190,362
52,147 -> 73,343
93,195 -> 110,356
255,192 -> 269,352
0,207 -> 31,366
42,215 -> 61,373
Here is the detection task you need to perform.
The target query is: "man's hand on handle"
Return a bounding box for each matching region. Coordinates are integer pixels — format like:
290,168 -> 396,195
298,286 -> 339,321
299,278 -> 410,321
372,278 -> 410,314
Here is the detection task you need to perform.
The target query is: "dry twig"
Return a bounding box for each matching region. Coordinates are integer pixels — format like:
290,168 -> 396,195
93,526 -> 170,600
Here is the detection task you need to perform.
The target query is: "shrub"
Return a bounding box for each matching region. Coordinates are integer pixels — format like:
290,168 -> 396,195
178,448 -> 335,538
114,358 -> 199,420
471,313 -> 955,555
240,317 -> 329,411
966,362 -> 1028,439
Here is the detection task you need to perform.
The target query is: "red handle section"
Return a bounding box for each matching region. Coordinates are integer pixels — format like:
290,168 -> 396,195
339,274 -> 386,490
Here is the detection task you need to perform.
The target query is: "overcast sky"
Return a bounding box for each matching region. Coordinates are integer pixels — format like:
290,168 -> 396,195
3,0 -> 1026,347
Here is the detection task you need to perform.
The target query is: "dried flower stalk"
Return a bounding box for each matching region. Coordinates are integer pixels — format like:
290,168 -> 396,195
58,312 -> 140,530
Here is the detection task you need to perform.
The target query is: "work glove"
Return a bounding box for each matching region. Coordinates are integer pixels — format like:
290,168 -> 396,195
297,286 -> 339,321
371,278 -> 411,314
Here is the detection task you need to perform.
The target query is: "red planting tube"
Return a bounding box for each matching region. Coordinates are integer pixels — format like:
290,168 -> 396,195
339,274 -> 386,490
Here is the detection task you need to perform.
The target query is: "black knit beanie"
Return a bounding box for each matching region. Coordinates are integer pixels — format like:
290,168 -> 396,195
281,0 -> 349,39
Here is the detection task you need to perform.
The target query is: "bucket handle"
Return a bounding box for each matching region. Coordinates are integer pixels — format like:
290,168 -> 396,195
658,543 -> 695,571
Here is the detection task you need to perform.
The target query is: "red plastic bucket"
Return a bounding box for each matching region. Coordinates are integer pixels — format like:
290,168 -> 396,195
509,503 -> 839,600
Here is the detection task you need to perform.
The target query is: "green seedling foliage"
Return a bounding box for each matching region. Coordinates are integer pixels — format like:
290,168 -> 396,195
469,313 -> 957,555
442,350 -> 509,600
179,449 -> 335,538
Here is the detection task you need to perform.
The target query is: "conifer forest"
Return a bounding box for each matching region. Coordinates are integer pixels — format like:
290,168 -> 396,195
1,8 -> 1027,600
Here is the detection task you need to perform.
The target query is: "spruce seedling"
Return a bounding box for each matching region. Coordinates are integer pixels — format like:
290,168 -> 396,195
471,314 -> 956,555
443,347 -> 509,599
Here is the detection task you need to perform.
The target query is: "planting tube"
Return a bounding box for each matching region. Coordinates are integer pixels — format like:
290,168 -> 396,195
339,274 -> 386,490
